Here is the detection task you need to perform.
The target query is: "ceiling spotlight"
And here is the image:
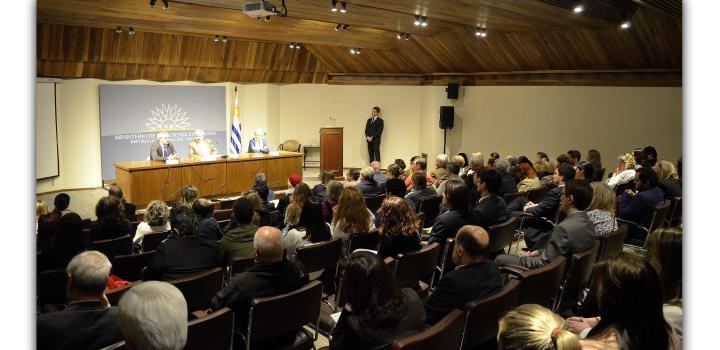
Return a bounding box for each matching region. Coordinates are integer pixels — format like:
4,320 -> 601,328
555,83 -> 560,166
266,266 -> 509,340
115,26 -> 123,33
128,27 -> 135,35
335,24 -> 341,31
414,15 -> 421,26
214,35 -> 220,42
397,33 -> 403,39
149,0 -> 156,8
573,4 -> 584,13
264,15 -> 271,22
620,20 -> 631,29
331,0 -> 338,12
421,16 -> 428,27
356,48 -> 361,54
475,27 -> 487,37
405,34 -> 411,40
340,2 -> 347,13
222,36 -> 228,43
290,43 -> 296,49
295,43 -> 301,49
343,24 -> 349,31
162,0 -> 169,10
349,48 -> 356,54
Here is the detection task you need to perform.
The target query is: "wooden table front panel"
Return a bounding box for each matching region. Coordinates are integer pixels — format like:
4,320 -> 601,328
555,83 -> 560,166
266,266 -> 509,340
226,159 -> 267,195
267,156 -> 303,189
181,162 -> 227,197
129,166 -> 184,205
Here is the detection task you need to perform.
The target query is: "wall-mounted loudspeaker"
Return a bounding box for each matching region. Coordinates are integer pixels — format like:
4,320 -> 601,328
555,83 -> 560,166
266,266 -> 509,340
446,83 -> 459,99
439,106 -> 455,129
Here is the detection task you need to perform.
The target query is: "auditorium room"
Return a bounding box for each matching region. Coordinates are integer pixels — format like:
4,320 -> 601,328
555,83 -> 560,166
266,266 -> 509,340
25,0 -> 701,349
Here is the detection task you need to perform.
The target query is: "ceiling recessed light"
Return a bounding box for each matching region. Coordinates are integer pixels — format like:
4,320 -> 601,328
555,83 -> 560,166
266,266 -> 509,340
214,35 -> 220,42
162,0 -> 169,10
340,1 -> 347,13
573,4 -> 584,13
128,27 -> 135,35
414,16 -> 421,26
331,0 -> 338,12
115,26 -> 123,33
620,20 -> 631,29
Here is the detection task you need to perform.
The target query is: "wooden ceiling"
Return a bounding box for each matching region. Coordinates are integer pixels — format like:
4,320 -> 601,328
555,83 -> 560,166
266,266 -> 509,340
36,0 -> 682,86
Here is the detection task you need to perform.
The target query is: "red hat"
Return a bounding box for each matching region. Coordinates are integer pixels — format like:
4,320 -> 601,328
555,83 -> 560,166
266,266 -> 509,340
288,173 -> 302,187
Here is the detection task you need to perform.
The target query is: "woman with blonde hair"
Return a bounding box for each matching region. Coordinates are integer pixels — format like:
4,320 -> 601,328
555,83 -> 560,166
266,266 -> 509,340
36,199 -> 49,234
331,187 -> 375,255
244,191 -> 271,227
516,163 -> 542,193
606,153 -> 637,189
376,196 -> 421,258
133,200 -> 171,247
498,304 -> 580,350
654,160 -> 681,199
282,202 -> 302,235
586,182 -> 618,238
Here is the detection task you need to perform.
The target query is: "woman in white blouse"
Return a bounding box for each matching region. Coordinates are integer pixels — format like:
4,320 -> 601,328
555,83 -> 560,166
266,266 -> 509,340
586,182 -> 618,238
133,200 -> 171,247
606,153 -> 637,189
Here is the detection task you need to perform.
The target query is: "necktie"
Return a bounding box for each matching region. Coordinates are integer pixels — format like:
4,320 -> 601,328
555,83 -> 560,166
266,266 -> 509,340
162,145 -> 167,158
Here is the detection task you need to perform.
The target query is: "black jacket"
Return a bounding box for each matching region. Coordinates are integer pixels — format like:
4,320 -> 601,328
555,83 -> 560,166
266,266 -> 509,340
364,117 -> 384,141
144,236 -> 221,281
428,210 -> 471,245
37,301 -> 123,350
423,261 -> 502,325
89,218 -> 132,241
378,233 -> 422,258
471,194 -> 510,229
526,186 -> 562,219
498,173 -> 518,197
356,179 -> 382,197
197,216 -> 223,241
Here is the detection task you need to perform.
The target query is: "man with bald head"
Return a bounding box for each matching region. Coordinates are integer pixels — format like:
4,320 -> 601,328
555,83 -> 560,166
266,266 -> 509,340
423,225 -> 502,325
211,226 -> 308,334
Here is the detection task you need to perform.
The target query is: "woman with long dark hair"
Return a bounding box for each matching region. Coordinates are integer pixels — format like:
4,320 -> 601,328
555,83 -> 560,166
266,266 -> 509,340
284,201 -> 332,259
89,196 -> 132,241
330,251 -> 425,349
376,197 -> 421,258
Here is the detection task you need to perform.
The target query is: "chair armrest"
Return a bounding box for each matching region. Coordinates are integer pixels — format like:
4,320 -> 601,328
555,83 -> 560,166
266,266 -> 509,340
500,264 -> 531,277
190,309 -> 210,320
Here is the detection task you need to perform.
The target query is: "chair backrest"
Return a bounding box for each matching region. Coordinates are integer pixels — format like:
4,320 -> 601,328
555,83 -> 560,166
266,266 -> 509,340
106,282 -> 137,306
230,256 -> 255,276
141,231 -> 170,252
130,221 -> 140,234
460,279 -> 521,348
597,223 -> 628,263
100,341 -> 126,350
526,185 -> 547,204
516,256 -> 567,307
649,199 -> 672,233
391,309 -> 464,350
282,140 -> 301,152
185,307 -> 234,350
112,251 -> 155,282
503,191 -> 525,204
666,196 -> 682,227
295,237 -> 343,275
219,199 -> 235,210
213,209 -> 233,222
93,235 -> 133,259
38,268 -> 67,306
417,196 -> 442,228
438,238 -> 456,279
559,241 -> 600,307
364,194 -> 386,213
169,267 -> 225,312
393,242 -> 441,288
247,281 -> 322,344
348,230 -> 381,254
487,216 -> 517,254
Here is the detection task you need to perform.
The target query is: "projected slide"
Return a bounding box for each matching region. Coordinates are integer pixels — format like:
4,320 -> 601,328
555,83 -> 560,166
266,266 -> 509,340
99,85 -> 227,180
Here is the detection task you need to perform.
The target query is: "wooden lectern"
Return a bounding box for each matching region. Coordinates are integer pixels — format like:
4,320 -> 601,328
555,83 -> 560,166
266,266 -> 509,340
319,127 -> 343,177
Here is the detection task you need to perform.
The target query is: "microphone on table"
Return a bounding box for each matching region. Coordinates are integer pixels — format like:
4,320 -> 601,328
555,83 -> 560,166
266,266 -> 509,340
211,182 -> 226,202
168,184 -> 188,202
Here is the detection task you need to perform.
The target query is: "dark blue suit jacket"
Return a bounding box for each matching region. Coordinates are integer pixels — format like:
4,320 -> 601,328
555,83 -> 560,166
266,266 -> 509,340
618,186 -> 664,228
248,138 -> 268,153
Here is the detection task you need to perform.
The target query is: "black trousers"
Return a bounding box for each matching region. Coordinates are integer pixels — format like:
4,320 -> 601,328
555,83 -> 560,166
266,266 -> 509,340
367,140 -> 381,162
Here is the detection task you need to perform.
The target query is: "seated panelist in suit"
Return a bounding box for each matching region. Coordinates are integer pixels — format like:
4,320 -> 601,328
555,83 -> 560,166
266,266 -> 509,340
248,128 -> 269,153
188,129 -> 217,159
150,131 -> 178,161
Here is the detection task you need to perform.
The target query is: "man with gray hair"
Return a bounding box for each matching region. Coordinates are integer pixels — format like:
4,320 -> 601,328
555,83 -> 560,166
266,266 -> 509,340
355,166 -> 382,197
212,226 -> 308,336
37,251 -> 123,350
493,158 -> 518,197
188,128 -> 217,159
150,131 -> 178,161
404,157 -> 433,189
462,152 -> 486,203
370,161 -> 387,187
252,172 -> 276,202
118,281 -> 188,350
432,154 -> 449,181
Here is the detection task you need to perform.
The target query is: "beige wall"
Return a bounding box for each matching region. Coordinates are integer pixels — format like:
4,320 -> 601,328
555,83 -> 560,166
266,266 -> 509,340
36,80 -> 682,193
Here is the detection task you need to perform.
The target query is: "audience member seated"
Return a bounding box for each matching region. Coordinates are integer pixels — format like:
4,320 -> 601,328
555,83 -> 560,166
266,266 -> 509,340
404,157 -> 433,189
118,281 -> 187,350
506,155 -> 518,178
647,227 -> 683,333
395,158 -> 409,180
180,185 -> 199,207
192,198 -> 223,241
488,152 -> 500,167
606,153 -> 637,189
429,179 -> 471,245
424,225 -> 502,325
431,154 -> 449,181
567,149 -> 581,166
587,149 -> 604,182
371,161 -> 387,187
496,179 -> 595,269
37,193 -> 70,252
343,168 -> 361,188
493,159 -> 517,198
384,164 -> 408,196
36,199 -> 49,234
574,161 -> 596,183
90,196 -> 132,241
212,226 -> 309,338
516,163 -> 542,193
321,180 -> 343,223
587,182 -> 618,238
654,160 -> 682,199
405,172 -> 438,211
471,168 -> 510,229
283,201 -> 332,259
618,167 -> 664,230
313,170 -> 336,201
435,161 -> 461,195
462,153 -> 485,202
331,187 -> 376,255
244,191 -> 273,227
275,173 -> 303,219
566,253 -> 681,349
498,304 -> 579,350
108,185 -> 136,220
377,197 -> 421,258
37,251 -> 123,350
252,172 -> 276,203
533,159 -> 553,179
40,212 -> 87,271
355,166 -> 382,197
331,251 -> 425,349
219,198 -> 259,264
133,200 -> 171,247
282,202 -> 302,235
143,206 -> 220,281
643,145 -> 658,168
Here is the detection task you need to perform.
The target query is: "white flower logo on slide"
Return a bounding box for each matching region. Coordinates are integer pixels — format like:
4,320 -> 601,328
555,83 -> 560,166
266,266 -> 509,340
145,104 -> 191,129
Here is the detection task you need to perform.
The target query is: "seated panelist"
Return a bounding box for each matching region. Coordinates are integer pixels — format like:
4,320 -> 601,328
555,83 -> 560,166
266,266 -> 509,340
248,128 -> 269,153
150,132 -> 178,161
188,129 -> 217,159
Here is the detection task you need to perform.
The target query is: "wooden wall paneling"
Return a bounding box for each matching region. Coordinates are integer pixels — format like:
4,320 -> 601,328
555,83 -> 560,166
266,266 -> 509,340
226,159 -> 267,195
181,161 -> 227,197
124,167 -> 184,205
266,157 -> 303,190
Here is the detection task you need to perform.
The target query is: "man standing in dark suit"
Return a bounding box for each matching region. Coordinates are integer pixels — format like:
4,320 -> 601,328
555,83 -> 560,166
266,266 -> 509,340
424,225 -> 502,325
37,251 -> 123,350
364,106 -> 384,162
472,168 -> 510,229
